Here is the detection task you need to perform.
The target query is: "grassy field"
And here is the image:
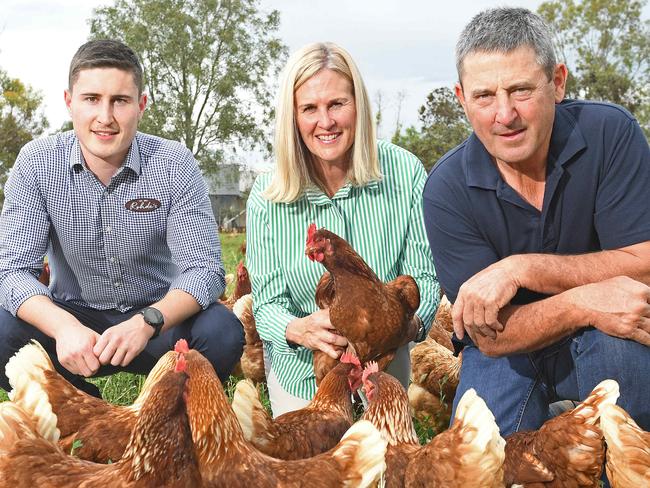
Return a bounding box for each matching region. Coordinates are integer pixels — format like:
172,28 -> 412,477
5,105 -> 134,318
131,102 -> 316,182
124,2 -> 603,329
0,231 -> 443,443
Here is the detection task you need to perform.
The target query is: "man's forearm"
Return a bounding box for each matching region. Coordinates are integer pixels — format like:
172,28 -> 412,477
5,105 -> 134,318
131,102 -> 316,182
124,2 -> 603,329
150,289 -> 202,333
471,292 -> 587,357
509,241 -> 650,295
16,295 -> 78,338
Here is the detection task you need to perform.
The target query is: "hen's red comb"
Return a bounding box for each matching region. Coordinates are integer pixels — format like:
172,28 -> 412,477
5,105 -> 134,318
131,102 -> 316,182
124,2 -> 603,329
237,261 -> 244,273
306,223 -> 317,243
174,339 -> 190,354
340,352 -> 361,368
362,361 -> 379,384
175,353 -> 187,373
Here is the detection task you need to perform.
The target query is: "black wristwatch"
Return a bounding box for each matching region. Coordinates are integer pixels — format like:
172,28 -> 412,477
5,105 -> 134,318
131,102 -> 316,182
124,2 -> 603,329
139,306 -> 164,339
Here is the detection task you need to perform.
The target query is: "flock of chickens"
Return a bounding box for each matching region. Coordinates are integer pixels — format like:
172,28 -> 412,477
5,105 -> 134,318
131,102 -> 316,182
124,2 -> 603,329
0,226 -> 648,487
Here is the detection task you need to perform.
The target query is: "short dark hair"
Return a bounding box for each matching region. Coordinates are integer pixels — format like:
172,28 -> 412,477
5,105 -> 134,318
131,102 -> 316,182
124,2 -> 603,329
456,7 -> 557,83
68,39 -> 144,94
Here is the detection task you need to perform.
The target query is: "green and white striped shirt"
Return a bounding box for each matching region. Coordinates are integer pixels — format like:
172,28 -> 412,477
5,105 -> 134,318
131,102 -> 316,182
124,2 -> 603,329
246,140 -> 440,399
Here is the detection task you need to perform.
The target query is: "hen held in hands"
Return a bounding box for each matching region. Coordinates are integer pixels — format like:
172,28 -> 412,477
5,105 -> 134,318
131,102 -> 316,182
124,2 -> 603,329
306,223 -> 420,383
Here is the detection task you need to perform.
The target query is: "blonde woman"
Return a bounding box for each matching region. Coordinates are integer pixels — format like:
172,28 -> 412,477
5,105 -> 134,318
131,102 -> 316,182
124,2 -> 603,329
247,42 -> 440,416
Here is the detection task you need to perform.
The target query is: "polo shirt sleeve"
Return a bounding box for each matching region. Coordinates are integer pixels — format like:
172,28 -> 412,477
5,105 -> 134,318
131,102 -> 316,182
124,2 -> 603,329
0,150 -> 52,315
167,150 -> 225,308
246,177 -> 300,356
398,161 -> 440,330
422,166 -> 500,304
594,116 -> 650,249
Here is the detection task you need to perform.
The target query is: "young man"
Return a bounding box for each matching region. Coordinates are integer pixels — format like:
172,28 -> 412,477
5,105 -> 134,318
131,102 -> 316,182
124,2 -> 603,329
0,40 -> 243,396
423,7 -> 650,437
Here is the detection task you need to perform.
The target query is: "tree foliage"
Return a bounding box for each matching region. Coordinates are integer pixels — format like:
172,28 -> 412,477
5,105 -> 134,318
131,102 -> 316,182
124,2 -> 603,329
89,0 -> 287,171
0,69 -> 49,203
392,87 -> 471,172
538,0 -> 650,136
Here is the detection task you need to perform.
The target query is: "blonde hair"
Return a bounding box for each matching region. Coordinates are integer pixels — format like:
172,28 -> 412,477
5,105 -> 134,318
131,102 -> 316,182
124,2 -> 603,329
264,42 -> 380,203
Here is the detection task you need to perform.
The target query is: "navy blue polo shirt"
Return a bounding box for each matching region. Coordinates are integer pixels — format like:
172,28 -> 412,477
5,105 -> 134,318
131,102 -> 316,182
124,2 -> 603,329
423,100 -> 650,312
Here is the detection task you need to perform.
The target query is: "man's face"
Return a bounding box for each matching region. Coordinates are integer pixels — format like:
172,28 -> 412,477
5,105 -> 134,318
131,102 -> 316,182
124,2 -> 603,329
65,67 -> 146,168
455,46 -> 567,169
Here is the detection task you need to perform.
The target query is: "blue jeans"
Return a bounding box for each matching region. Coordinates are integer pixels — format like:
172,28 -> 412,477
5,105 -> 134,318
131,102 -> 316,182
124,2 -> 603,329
0,299 -> 244,397
454,328 -> 650,435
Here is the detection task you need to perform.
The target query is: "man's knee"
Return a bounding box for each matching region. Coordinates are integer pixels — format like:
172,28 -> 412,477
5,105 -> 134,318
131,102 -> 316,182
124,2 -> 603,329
454,346 -> 547,436
576,328 -> 650,430
189,302 -> 244,381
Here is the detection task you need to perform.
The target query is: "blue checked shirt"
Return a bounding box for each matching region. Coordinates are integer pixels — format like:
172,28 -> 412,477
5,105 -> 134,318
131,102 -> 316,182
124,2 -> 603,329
0,131 -> 225,315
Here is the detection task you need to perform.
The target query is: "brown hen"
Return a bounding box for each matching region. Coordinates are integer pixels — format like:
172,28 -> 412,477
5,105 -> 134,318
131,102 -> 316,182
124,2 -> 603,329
601,403 -> 650,487
181,347 -> 386,487
504,379 -> 620,487
407,382 -> 452,435
233,293 -> 266,383
37,262 -> 50,286
408,335 -> 461,432
0,356 -> 202,488
231,353 -> 362,459
410,336 -> 461,402
306,224 -> 420,384
361,362 -> 506,488
221,260 -> 252,309
6,339 -> 180,463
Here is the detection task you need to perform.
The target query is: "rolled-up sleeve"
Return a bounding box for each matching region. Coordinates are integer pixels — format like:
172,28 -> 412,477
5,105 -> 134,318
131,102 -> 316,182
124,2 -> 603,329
0,151 -> 52,315
246,178 -> 301,356
399,161 -> 440,331
166,151 -> 224,308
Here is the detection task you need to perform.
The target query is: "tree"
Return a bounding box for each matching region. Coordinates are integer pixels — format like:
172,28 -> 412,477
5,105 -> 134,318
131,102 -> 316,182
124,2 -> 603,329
89,0 -> 287,171
0,69 -> 49,203
538,0 -> 650,136
392,87 -> 471,172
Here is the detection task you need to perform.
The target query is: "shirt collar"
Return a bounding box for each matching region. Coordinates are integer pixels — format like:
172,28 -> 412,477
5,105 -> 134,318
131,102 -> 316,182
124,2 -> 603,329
68,133 -> 142,175
464,103 -> 587,190
304,179 -> 380,206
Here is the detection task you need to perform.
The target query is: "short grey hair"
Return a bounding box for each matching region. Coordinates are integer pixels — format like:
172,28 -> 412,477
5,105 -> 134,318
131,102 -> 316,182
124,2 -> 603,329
456,7 -> 557,83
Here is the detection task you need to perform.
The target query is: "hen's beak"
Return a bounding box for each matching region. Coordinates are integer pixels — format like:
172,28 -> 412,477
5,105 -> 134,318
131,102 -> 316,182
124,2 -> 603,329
305,244 -> 325,262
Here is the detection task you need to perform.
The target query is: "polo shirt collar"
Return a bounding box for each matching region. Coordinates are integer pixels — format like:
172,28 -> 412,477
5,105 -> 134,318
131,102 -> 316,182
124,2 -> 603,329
464,133 -> 499,190
547,102 -> 587,170
464,103 -> 587,190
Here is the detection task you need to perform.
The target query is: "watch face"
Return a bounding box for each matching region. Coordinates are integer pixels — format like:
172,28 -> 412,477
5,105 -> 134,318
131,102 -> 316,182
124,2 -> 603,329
142,307 -> 164,326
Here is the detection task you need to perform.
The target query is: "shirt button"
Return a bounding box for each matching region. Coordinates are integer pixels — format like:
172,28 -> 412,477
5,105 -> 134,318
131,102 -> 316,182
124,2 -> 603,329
114,281 -> 121,287
109,257 -> 117,263
105,225 -> 112,233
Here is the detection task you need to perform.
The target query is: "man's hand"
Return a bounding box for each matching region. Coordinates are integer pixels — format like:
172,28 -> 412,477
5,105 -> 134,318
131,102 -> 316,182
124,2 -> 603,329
93,314 -> 154,367
566,276 -> 650,346
453,257 -> 520,340
286,309 -> 348,359
54,322 -> 101,377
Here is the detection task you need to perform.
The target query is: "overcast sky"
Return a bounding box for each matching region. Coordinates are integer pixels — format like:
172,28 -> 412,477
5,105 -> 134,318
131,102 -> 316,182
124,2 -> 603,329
1,0 -> 548,162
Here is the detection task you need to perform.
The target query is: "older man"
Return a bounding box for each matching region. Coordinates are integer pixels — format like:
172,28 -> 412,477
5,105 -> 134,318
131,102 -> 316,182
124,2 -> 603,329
423,7 -> 650,438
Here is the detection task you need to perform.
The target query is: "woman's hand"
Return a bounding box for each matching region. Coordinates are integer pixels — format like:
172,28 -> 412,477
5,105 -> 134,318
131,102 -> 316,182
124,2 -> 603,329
285,309 -> 348,359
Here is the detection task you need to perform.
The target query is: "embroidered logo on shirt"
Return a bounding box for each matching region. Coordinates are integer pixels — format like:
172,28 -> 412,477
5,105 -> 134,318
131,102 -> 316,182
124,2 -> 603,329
125,198 -> 161,212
